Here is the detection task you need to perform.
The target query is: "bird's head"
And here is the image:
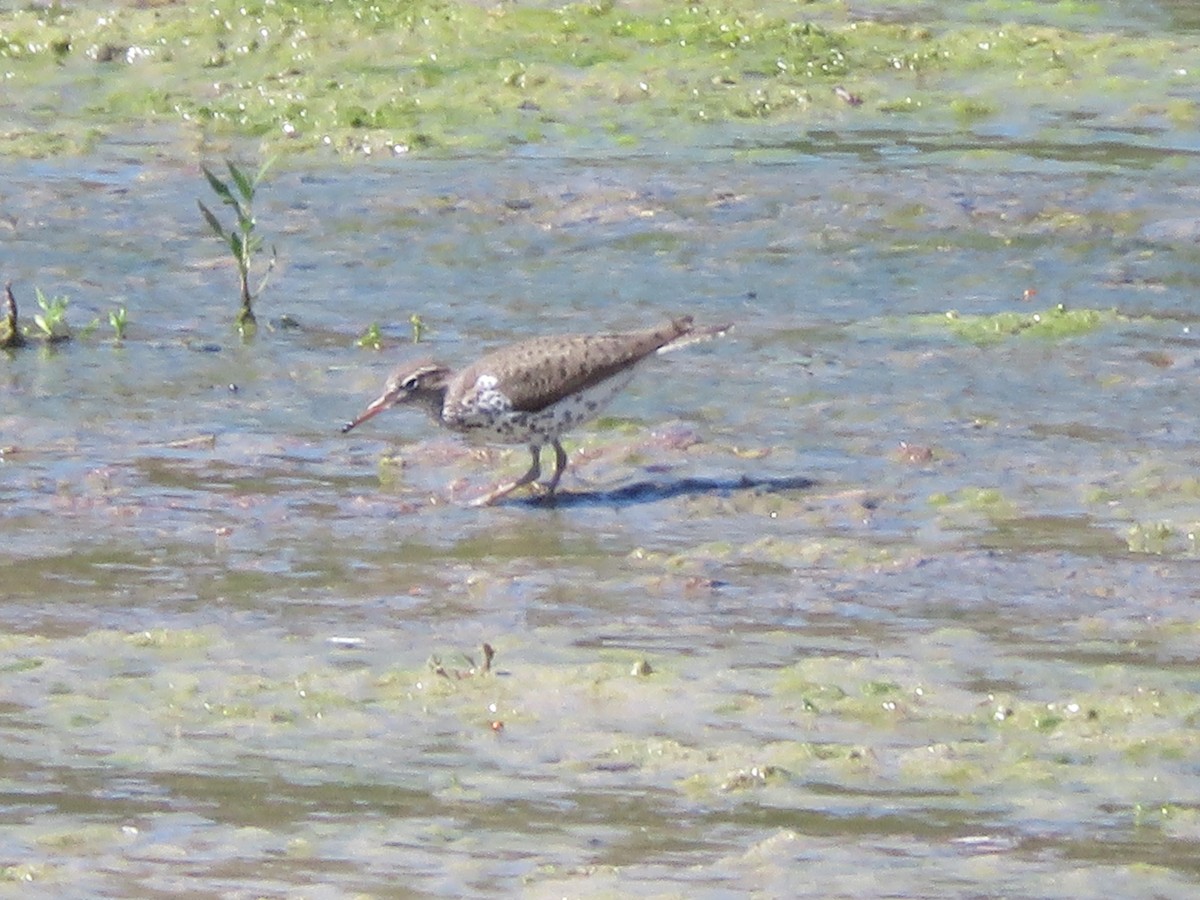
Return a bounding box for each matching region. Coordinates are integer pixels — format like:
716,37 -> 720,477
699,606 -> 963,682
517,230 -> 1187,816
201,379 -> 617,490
341,362 -> 452,433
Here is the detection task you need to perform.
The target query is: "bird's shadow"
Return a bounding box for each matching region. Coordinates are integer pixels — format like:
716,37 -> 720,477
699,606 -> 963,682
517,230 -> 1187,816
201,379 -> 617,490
504,473 -> 816,509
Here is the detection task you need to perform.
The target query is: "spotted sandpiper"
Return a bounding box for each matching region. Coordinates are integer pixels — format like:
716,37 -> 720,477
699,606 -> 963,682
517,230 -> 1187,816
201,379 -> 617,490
342,315 -> 730,505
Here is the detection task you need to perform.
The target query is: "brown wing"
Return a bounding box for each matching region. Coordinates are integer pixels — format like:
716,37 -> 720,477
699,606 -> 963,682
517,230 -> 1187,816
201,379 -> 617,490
447,316 -> 695,413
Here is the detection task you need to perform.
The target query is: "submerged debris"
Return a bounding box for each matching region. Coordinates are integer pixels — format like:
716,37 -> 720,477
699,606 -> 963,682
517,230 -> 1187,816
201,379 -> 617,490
834,85 -> 863,106
721,765 -> 790,792
429,642 -> 495,680
1,282 -> 25,349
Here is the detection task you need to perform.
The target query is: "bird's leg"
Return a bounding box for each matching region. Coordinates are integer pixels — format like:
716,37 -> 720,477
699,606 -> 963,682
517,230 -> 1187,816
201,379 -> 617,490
470,444 -> 542,507
537,440 -> 569,495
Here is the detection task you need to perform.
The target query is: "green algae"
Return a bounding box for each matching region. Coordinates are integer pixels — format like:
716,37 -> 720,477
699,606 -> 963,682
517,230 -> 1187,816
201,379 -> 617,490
930,485 -> 1016,519
1072,460 -> 1200,557
920,305 -> 1118,345
665,533 -> 911,571
126,628 -> 214,651
0,656 -> 43,674
0,863 -> 47,883
4,1 -> 1200,157
3,617 -> 1200,892
1126,520 -> 1175,555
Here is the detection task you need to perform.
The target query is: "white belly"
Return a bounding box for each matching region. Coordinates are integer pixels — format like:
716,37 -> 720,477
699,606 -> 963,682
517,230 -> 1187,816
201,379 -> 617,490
446,369 -> 638,445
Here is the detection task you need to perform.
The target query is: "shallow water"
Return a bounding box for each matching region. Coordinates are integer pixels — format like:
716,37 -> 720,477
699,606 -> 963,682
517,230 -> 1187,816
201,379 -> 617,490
5,46 -> 1200,900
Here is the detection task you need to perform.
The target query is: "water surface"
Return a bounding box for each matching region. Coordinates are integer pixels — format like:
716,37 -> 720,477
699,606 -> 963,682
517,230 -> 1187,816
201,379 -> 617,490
3,33 -> 1200,900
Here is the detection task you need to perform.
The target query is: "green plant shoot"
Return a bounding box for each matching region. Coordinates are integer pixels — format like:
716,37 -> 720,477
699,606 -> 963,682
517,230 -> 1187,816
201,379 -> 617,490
198,157 -> 278,330
32,288 -> 70,342
357,322 -> 383,350
109,306 -> 128,341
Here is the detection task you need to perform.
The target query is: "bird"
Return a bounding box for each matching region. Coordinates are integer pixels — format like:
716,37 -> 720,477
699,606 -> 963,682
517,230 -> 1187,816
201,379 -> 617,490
341,315 -> 731,505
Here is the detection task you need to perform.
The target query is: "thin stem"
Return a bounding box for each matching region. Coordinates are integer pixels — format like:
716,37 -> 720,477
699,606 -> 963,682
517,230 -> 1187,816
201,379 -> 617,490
2,281 -> 26,349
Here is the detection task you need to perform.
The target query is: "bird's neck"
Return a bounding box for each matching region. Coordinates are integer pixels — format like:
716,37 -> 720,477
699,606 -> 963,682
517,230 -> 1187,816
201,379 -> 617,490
411,382 -> 450,422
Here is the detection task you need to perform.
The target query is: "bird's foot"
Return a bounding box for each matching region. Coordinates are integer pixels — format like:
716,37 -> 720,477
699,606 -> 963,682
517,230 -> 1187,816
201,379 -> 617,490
467,488 -> 509,507
468,480 -> 559,507
469,479 -> 531,507
528,481 -> 560,505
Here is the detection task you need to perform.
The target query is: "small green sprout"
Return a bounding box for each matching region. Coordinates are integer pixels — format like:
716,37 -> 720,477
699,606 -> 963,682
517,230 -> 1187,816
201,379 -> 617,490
198,157 -> 278,331
409,313 -> 426,343
357,322 -> 383,350
31,288 -> 70,342
109,306 -> 127,341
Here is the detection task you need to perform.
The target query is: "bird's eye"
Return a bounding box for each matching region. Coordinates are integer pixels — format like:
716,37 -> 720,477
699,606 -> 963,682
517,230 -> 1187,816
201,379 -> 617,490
401,374 -> 419,391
